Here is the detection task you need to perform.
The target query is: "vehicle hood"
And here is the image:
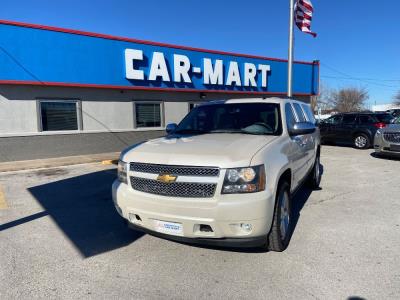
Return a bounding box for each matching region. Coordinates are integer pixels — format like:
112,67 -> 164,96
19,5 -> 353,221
382,124 -> 400,132
121,133 -> 277,168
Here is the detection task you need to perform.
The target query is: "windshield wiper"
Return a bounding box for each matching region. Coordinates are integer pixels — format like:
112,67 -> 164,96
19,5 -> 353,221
174,129 -> 207,134
209,129 -> 270,135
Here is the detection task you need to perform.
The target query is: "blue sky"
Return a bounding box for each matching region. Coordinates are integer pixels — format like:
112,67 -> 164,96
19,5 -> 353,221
2,0 -> 399,105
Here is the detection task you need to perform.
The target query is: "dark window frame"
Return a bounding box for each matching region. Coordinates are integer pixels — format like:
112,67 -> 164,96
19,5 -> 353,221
341,114 -> 357,125
37,99 -> 82,132
325,114 -> 343,125
358,114 -> 377,124
133,101 -> 164,129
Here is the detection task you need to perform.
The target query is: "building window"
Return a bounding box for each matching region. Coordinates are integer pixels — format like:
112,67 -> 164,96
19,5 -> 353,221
135,102 -> 162,128
39,101 -> 80,131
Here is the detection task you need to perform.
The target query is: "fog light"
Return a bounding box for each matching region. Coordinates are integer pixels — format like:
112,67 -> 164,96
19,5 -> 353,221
240,223 -> 252,232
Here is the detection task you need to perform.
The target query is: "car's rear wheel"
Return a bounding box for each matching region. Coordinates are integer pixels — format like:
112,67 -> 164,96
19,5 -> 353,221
354,133 -> 370,149
266,181 -> 292,252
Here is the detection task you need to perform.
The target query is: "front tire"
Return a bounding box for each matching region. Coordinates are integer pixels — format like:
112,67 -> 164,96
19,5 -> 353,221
354,133 -> 370,149
266,182 -> 292,252
307,153 -> 321,189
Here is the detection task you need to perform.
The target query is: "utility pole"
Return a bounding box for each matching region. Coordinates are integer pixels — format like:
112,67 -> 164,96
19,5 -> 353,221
287,0 -> 295,98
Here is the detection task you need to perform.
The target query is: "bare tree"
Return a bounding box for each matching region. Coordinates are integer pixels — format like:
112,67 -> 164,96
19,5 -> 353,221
331,87 -> 369,112
394,91 -> 400,106
313,82 -> 334,112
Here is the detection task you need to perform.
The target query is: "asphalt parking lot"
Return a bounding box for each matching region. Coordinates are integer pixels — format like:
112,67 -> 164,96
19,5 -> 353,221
0,146 -> 399,299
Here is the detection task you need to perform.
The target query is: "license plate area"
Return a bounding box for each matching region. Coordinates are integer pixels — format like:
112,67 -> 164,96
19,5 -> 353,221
390,144 -> 400,152
153,220 -> 183,236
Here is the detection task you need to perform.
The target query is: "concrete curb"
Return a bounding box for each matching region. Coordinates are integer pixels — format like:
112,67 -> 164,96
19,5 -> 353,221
0,152 -> 120,172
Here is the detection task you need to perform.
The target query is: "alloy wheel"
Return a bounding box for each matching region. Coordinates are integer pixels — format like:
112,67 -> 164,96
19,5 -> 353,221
279,191 -> 290,240
355,136 -> 367,148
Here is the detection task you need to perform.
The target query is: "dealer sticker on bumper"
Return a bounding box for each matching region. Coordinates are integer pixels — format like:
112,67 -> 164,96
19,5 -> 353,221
153,220 -> 183,236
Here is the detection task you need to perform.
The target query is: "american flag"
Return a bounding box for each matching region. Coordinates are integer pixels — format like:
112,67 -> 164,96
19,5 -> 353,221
295,0 -> 317,38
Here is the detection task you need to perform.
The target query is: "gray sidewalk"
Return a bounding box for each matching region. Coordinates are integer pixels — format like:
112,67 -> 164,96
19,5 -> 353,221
0,152 -> 119,172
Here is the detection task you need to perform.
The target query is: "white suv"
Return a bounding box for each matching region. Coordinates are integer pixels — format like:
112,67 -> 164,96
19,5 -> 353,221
112,98 -> 321,251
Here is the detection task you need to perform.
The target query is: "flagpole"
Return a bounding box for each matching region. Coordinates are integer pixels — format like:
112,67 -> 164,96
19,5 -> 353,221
287,0 -> 295,98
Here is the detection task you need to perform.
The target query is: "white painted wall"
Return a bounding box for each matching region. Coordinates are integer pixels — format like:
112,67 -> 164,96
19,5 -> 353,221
0,85 -> 194,136
0,95 -> 37,134
82,101 -> 134,131
0,84 -> 311,136
164,102 -> 189,125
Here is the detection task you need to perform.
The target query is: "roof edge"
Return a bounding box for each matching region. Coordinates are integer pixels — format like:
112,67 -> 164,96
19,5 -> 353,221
0,19 -> 317,66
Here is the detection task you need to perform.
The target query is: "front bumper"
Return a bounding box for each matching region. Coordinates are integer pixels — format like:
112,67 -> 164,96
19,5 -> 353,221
374,135 -> 400,157
112,179 -> 274,244
127,223 -> 266,248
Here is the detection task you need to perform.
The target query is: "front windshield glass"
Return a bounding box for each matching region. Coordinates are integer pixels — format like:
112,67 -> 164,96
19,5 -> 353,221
175,102 -> 282,136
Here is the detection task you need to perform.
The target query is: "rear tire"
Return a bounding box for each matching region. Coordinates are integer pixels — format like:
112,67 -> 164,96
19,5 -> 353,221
307,153 -> 321,189
266,181 -> 292,252
354,133 -> 370,149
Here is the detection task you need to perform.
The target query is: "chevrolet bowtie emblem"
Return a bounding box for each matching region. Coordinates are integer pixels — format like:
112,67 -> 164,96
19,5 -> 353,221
157,174 -> 177,183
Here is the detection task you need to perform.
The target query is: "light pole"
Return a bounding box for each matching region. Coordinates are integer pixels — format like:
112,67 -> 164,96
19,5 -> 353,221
287,0 -> 295,98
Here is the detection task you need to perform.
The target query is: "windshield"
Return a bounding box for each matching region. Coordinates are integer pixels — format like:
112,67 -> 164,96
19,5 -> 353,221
175,102 -> 282,136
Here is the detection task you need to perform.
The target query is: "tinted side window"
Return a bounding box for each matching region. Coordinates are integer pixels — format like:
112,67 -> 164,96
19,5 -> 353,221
359,115 -> 377,124
326,115 -> 342,125
285,103 -> 296,129
375,114 -> 393,123
292,103 -> 306,122
342,114 -> 356,125
301,104 -> 316,123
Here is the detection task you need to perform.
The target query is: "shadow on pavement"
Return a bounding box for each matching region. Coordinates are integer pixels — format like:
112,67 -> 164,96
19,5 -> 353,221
3,163 -> 324,255
370,152 -> 400,161
25,168 -> 144,258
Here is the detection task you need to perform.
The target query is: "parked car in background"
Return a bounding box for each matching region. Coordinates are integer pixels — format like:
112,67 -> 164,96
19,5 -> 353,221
374,116 -> 400,157
386,109 -> 400,118
319,112 -> 394,149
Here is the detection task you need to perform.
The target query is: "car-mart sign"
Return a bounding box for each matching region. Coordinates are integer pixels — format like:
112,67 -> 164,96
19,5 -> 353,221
125,49 -> 271,88
0,20 -> 319,95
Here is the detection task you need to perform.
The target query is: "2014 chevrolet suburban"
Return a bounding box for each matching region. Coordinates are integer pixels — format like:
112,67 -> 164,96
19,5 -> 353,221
112,98 -> 321,251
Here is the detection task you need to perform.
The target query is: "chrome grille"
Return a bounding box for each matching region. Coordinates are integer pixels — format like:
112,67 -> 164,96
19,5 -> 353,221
130,177 -> 216,198
383,132 -> 400,144
130,162 -> 219,177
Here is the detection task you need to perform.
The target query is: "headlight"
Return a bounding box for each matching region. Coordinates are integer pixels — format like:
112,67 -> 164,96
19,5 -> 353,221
222,165 -> 266,194
117,160 -> 128,184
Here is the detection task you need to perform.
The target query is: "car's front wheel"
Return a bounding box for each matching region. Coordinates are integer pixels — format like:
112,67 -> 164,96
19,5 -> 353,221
354,133 -> 370,149
307,153 -> 321,189
266,181 -> 292,252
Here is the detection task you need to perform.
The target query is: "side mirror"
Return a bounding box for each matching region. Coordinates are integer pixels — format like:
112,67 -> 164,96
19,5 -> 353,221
289,122 -> 316,136
166,123 -> 177,134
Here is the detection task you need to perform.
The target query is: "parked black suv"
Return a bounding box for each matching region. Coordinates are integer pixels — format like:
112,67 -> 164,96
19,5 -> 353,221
319,112 -> 394,149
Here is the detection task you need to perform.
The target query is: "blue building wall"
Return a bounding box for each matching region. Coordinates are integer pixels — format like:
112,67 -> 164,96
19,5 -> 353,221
0,21 -> 319,96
